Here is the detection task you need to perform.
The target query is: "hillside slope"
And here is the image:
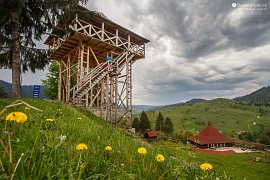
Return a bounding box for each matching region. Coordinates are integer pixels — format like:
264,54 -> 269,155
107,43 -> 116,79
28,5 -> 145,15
135,98 -> 270,137
0,99 -> 210,179
235,86 -> 270,105
0,99 -> 269,179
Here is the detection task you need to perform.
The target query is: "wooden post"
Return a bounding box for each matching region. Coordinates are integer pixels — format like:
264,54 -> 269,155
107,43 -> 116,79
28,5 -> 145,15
101,22 -> 104,41
101,79 -> 104,118
105,74 -> 109,121
58,61 -> 62,101
116,29 -> 118,46
128,35 -> 130,51
66,55 -> 71,101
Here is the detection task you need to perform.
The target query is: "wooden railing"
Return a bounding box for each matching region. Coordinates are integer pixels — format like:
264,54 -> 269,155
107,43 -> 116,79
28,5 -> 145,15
70,51 -> 134,102
49,18 -> 145,57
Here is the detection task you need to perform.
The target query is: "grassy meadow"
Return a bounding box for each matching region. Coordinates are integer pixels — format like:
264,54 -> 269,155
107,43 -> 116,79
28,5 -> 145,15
0,98 -> 269,179
156,141 -> 270,180
134,98 -> 270,137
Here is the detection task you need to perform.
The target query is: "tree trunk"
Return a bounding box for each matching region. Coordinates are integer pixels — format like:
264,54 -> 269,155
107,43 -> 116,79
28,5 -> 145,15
11,8 -> 21,98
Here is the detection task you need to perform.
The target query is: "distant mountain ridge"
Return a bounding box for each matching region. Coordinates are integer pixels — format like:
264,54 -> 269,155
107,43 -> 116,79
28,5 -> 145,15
235,86 -> 270,105
0,80 -> 46,98
184,98 -> 207,105
132,105 -> 163,113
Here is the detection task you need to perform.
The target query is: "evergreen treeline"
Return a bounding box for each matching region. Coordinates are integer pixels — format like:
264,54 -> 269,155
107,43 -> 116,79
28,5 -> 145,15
132,111 -> 174,135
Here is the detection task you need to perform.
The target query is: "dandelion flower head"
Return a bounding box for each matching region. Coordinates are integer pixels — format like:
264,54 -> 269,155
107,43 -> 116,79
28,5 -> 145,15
200,163 -> 213,171
138,147 -> 147,155
76,143 -> 88,151
46,118 -> 54,122
156,154 -> 165,162
5,112 -> 27,123
105,146 -> 112,151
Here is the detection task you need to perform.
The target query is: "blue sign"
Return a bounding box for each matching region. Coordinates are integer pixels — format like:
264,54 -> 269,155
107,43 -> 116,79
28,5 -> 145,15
33,85 -> 41,98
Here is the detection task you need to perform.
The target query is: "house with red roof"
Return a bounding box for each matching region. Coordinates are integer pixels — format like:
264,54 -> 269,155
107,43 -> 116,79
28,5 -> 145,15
188,122 -> 234,148
144,130 -> 158,141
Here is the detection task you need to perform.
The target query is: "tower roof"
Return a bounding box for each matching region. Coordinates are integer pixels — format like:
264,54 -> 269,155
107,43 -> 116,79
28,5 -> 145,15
188,122 -> 234,145
45,5 -> 149,46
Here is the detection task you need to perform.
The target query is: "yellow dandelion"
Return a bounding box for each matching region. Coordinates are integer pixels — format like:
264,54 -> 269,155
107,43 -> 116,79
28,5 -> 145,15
156,154 -> 165,162
200,163 -> 213,171
138,147 -> 147,155
46,118 -> 54,122
105,146 -> 112,151
5,112 -> 28,124
77,117 -> 82,120
76,143 -> 88,151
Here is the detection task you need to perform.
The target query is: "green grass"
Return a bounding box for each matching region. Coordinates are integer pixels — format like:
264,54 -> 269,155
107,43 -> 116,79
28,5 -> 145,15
156,141 -> 270,180
134,98 -> 270,137
0,99 -> 215,179
1,99 -> 269,179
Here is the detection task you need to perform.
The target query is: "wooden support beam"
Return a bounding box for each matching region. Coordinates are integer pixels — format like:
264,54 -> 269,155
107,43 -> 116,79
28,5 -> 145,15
58,61 -> 62,101
90,47 -> 100,65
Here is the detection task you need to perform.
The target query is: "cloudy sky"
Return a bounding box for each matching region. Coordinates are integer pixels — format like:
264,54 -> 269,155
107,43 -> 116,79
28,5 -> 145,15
1,0 -> 270,105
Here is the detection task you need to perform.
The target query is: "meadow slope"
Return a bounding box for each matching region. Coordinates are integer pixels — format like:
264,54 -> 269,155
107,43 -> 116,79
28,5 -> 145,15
0,99 -> 269,179
135,98 -> 270,137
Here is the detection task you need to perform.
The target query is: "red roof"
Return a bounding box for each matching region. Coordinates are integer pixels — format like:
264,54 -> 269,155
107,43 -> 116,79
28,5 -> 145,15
188,122 -> 234,145
144,131 -> 158,138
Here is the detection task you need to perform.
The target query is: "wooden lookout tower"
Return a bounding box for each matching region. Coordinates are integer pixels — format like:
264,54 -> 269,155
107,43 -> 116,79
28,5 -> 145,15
45,6 -> 149,125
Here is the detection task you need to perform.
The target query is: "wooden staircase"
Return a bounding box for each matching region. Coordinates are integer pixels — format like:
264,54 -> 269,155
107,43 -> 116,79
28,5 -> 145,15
71,51 -> 134,105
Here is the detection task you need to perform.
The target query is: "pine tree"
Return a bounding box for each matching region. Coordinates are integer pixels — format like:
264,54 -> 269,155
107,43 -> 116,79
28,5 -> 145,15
139,111 -> 151,130
163,117 -> 174,134
132,117 -> 140,131
155,111 -> 164,131
42,61 -> 59,99
0,86 -> 8,98
0,0 -> 88,97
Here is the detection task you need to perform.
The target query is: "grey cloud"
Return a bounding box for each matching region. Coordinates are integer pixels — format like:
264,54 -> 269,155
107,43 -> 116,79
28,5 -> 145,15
131,0 -> 270,59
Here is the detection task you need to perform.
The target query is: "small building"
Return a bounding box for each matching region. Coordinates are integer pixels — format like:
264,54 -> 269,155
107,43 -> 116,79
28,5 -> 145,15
144,131 -> 158,141
188,122 -> 234,148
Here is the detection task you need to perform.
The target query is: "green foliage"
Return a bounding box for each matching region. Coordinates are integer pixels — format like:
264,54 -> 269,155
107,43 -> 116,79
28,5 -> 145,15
174,130 -> 195,144
132,117 -> 140,131
0,86 -> 8,98
155,111 -> 164,131
0,1 -> 90,72
133,98 -> 270,140
163,117 -> 174,134
238,131 -> 270,145
0,0 -> 88,97
42,61 -> 59,99
139,111 -> 151,130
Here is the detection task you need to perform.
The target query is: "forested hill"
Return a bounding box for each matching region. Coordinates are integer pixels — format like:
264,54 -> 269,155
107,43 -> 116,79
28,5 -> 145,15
235,86 -> 270,105
0,80 -> 46,98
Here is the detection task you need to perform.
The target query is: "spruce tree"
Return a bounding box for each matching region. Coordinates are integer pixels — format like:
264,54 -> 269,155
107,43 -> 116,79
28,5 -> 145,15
139,111 -> 151,130
163,117 -> 174,134
155,111 -> 164,131
42,61 -> 59,99
0,0 -> 88,97
132,117 -> 140,131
